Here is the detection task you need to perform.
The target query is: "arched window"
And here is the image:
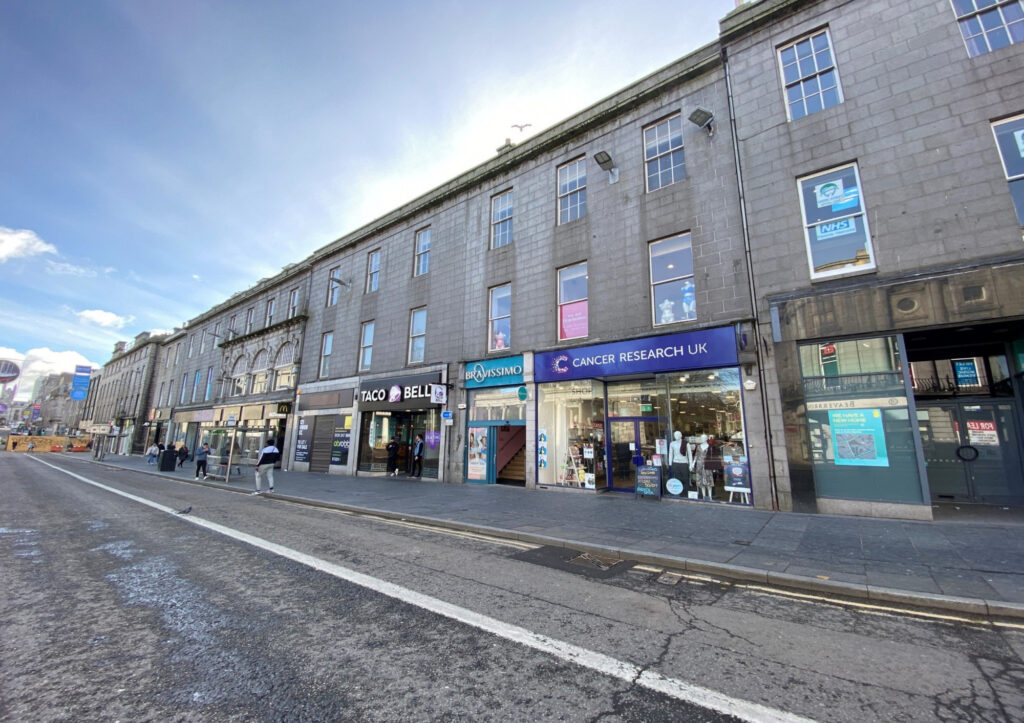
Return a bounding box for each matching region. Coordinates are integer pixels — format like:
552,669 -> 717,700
274,343 -> 297,390
250,350 -> 270,395
230,356 -> 248,397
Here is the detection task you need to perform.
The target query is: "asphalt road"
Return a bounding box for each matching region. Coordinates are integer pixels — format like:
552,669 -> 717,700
3,453 -> 1024,722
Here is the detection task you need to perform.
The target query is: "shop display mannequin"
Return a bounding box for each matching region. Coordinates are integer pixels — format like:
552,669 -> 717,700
667,431 -> 689,490
689,434 -> 714,500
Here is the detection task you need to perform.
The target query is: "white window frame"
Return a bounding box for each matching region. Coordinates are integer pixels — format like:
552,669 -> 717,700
191,370 -> 201,402
359,321 -> 374,371
797,162 -> 876,280
491,189 -> 514,248
264,298 -> 275,327
557,262 -> 589,341
778,29 -> 843,121
366,250 -> 381,293
649,233 -> 697,327
179,373 -> 189,404
489,284 -> 511,352
288,287 -> 300,318
557,158 -> 587,225
991,113 -> 1024,225
205,366 -> 214,401
644,114 -> 686,192
319,332 -> 333,378
408,307 -> 427,364
414,228 -> 430,277
186,335 -> 195,359
952,0 -> 1024,57
327,266 -> 343,306
244,308 -> 254,334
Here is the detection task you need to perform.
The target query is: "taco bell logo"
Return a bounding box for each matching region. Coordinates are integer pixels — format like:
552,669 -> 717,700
388,385 -> 402,403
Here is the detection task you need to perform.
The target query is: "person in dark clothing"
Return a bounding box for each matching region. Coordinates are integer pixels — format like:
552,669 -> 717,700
176,444 -> 188,468
386,436 -> 399,476
194,443 -> 210,480
411,434 -> 424,477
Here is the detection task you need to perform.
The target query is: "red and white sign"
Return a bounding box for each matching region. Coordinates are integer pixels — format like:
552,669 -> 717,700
967,420 -> 999,446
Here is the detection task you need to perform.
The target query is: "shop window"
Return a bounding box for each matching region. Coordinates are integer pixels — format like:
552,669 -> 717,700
409,307 -> 427,364
649,233 -> 696,326
468,386 -> 526,421
359,321 -> 374,371
489,284 -> 511,351
778,29 -> 843,121
536,380 -> 607,489
644,114 -> 685,192
414,228 -> 430,277
366,250 -> 381,293
992,114 -> 1024,224
558,262 -> 588,340
798,163 -> 875,280
491,189 -> 513,248
319,332 -> 333,378
557,158 -> 586,224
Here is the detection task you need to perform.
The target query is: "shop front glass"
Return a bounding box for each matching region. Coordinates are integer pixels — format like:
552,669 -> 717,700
536,368 -> 746,502
798,335 -> 924,504
358,409 -> 440,477
466,386 -> 526,483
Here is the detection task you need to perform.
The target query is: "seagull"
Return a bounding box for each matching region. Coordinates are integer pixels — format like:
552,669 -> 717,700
176,506 -> 192,515
511,123 -> 532,132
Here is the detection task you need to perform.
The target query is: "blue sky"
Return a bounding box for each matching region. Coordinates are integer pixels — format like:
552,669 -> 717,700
0,0 -> 736,399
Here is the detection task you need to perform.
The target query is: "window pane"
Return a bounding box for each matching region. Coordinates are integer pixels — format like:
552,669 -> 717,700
559,299 -> 588,340
801,167 -> 862,224
649,235 -> 693,283
809,219 -> 872,273
411,309 -> 427,335
653,279 -> 697,324
491,286 -> 511,317
362,322 -> 374,346
490,317 -> 511,350
559,263 -> 588,303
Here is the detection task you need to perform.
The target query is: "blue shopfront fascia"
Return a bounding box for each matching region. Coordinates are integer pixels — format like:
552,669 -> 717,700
535,327 -> 738,383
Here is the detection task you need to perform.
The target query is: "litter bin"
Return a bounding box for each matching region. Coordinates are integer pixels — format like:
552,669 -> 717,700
159,449 -> 177,471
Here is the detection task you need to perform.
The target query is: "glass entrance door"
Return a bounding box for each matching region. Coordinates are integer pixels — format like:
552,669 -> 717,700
608,418 -> 659,491
918,401 -> 1024,504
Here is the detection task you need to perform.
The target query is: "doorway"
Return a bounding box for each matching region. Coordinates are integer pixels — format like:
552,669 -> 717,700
918,400 -> 1024,504
608,418 -> 659,492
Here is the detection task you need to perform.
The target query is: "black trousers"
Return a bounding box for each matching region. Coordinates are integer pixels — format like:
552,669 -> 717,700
412,456 -> 422,477
196,460 -> 207,477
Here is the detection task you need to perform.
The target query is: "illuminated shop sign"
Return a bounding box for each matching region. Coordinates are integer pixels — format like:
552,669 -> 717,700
535,327 -> 737,382
465,356 -> 525,389
359,372 -> 442,410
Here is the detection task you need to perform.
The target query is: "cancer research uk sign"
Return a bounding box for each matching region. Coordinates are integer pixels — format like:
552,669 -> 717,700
535,328 -> 738,383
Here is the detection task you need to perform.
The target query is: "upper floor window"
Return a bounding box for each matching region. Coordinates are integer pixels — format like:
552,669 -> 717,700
191,370 -> 202,402
327,266 -> 343,306
359,321 -> 374,371
244,308 -> 254,334
798,162 -> 875,280
644,115 -> 686,192
319,332 -> 333,378
992,114 -> 1024,224
779,29 -> 842,121
229,357 -> 247,397
186,335 -> 195,358
179,373 -> 189,404
650,234 -> 697,326
205,366 -> 214,401
953,0 -> 1024,56
251,350 -> 270,394
489,284 -> 511,351
200,329 -> 209,354
274,343 -> 297,390
174,343 -> 182,366
366,250 -> 381,293
558,262 -> 589,340
288,287 -> 300,318
264,298 -> 275,327
557,158 -> 587,224
408,307 -> 427,364
414,228 -> 431,277
491,190 -> 514,248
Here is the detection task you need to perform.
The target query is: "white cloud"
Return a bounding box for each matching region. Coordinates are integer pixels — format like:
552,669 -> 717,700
45,260 -> 97,276
0,227 -> 57,262
75,309 -> 134,329
0,347 -> 99,402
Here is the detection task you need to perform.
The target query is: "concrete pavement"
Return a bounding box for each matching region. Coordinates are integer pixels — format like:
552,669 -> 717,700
78,452 -> 1024,619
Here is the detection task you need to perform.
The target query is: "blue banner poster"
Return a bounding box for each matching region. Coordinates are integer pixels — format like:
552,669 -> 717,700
828,409 -> 889,467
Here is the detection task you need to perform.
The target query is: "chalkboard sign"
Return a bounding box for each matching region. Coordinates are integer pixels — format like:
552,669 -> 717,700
635,465 -> 662,499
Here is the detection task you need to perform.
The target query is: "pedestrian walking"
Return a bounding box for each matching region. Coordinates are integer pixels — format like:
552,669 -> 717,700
411,434 -> 424,477
27,441 -> 35,453
176,443 -> 188,469
251,438 -> 280,494
386,436 -> 399,476
194,442 -> 210,479
146,443 -> 159,465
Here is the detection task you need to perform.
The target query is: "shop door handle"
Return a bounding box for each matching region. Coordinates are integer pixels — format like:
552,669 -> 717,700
955,445 -> 979,462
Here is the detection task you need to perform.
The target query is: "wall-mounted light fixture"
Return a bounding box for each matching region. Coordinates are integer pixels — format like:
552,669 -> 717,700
688,107 -> 715,137
592,150 -> 619,184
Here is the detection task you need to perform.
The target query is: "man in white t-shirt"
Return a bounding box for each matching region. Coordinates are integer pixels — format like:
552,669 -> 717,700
251,439 -> 280,495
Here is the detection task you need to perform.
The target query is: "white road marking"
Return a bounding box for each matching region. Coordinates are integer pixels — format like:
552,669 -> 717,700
32,456 -> 813,723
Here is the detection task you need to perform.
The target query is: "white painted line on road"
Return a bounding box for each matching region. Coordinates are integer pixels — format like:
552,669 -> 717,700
33,456 -> 813,723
